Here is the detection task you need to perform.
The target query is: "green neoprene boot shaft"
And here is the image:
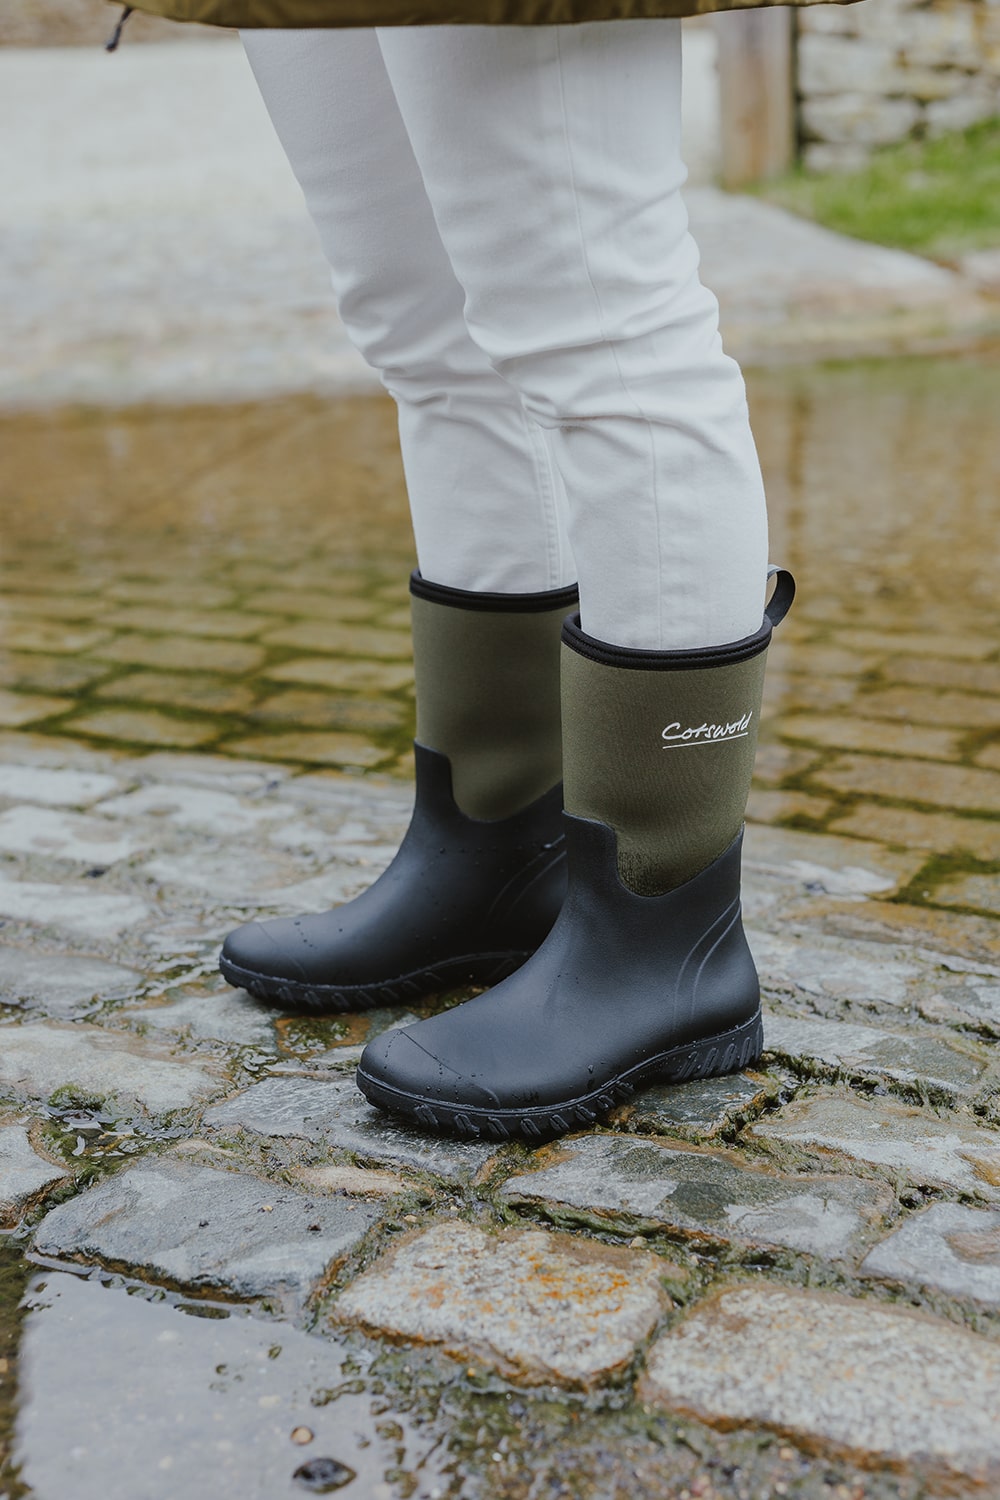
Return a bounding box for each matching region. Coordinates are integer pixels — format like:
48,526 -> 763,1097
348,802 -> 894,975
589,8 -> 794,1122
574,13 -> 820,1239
411,572 -> 576,820
562,571 -> 794,896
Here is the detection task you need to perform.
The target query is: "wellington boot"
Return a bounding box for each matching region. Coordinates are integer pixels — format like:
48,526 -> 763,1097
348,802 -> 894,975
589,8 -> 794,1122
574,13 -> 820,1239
220,572 -> 578,1013
357,570 -> 794,1136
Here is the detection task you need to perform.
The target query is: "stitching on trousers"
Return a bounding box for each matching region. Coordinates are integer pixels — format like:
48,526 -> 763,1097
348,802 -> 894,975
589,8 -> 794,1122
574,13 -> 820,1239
522,405 -> 566,590
553,26 -> 665,649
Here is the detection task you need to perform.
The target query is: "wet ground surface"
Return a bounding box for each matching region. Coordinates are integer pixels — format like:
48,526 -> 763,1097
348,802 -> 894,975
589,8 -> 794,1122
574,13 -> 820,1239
0,357 -> 998,1498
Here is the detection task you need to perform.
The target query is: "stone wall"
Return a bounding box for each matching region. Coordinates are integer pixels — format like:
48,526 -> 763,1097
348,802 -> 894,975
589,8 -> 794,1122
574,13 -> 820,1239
797,0 -> 1000,171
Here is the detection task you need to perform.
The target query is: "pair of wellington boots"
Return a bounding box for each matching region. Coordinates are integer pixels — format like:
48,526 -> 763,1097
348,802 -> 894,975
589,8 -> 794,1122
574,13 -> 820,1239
221,566 -> 794,1141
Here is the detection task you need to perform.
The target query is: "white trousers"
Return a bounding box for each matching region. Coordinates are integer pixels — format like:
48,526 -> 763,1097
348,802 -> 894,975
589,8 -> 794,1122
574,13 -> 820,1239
242,21 -> 768,649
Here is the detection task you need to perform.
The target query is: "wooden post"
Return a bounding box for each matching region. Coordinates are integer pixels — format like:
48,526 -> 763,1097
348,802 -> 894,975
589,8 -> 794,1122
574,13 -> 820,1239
714,8 -> 796,189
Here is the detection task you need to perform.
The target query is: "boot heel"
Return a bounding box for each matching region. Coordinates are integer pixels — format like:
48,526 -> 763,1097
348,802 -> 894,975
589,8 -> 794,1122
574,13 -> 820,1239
645,1010 -> 763,1088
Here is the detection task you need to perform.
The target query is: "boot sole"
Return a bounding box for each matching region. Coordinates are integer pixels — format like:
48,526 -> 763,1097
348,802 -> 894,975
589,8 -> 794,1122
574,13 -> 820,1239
356,1010 -> 763,1140
219,950 -> 533,1015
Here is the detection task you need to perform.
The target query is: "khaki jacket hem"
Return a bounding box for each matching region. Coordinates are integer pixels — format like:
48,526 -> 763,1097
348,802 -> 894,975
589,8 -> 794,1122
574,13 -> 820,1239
117,0 -> 861,27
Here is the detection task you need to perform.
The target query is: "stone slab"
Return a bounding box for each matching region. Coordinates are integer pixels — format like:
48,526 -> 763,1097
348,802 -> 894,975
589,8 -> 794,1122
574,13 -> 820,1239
290,1163 -> 413,1199
0,623 -> 107,656
0,805 -> 142,865
204,1075 -> 498,1184
258,622 -> 412,660
775,710 -> 961,763
0,765 -> 120,807
336,1219 -> 667,1388
132,752 -> 288,793
98,605 -> 270,640
752,927 -> 920,1008
0,948 -> 141,1017
746,787 -> 832,825
832,627 -> 997,663
811,753 -> 1000,816
0,1123 -> 68,1226
256,868 -> 373,912
856,684 -> 1000,733
15,1270 -> 444,1500
34,1155 -> 379,1310
96,635 -> 266,675
67,707 -> 219,751
0,735 -> 121,773
614,1072 -> 770,1140
95,781 -> 295,837
141,848 -> 311,904
934,873 -> 1000,917
752,1094 -> 1000,1201
0,876 -> 150,939
0,689 -> 73,727
816,899 -> 1000,969
924,981 -> 1000,1037
222,731 -> 389,769
763,1013 -> 989,1101
263,657 -> 414,692
122,987 -> 280,1049
500,1134 -> 891,1259
860,1202 -> 1000,1307
742,824 -> 923,899
829,803 -> 1000,862
641,1284 -> 1000,1486
0,1023 -> 222,1117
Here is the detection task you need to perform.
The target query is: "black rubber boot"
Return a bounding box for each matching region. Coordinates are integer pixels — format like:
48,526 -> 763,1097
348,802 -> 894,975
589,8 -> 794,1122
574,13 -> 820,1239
220,572 -> 578,1013
357,569 -> 795,1137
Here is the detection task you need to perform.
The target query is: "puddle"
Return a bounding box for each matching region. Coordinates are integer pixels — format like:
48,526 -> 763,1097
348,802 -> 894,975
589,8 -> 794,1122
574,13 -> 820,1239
14,1270 -> 447,1500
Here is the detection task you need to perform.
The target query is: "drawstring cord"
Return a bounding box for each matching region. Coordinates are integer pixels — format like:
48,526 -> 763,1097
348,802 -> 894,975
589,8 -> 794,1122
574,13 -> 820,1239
105,6 -> 135,52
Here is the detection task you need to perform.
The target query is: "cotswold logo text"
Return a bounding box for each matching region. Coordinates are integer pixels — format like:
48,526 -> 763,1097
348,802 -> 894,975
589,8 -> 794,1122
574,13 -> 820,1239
662,711 -> 753,749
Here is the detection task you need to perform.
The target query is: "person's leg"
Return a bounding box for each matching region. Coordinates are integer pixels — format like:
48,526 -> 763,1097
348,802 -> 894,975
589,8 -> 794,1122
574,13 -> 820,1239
240,27 -> 573,594
224,31 -> 577,1011
359,21 -> 792,1136
375,18 -> 768,650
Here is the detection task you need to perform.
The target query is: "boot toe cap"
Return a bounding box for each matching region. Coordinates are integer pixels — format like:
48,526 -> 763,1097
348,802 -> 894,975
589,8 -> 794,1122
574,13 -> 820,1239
221,918 -> 309,983
359,1027 -> 500,1110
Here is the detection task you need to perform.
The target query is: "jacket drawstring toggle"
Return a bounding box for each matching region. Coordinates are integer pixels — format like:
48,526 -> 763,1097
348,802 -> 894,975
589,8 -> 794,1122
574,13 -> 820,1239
105,6 -> 135,52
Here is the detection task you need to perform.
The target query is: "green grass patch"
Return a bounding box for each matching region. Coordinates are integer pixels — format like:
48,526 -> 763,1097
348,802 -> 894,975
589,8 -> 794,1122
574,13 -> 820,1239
754,117 -> 1000,261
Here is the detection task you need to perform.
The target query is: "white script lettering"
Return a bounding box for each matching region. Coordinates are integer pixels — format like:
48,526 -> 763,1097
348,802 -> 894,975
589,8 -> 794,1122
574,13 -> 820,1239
662,711 -> 753,748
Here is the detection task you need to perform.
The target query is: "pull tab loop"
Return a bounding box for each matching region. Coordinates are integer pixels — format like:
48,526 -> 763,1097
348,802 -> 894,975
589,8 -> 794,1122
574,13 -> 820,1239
765,566 -> 796,628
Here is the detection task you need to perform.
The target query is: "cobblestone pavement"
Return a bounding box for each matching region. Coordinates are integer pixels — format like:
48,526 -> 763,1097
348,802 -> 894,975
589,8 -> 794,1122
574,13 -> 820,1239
0,358 -> 999,1497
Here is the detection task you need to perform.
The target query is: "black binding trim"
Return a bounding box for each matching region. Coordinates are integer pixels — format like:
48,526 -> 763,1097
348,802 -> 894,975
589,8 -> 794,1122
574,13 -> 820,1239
410,570 -> 579,614
563,615 -> 771,671
562,565 -> 795,672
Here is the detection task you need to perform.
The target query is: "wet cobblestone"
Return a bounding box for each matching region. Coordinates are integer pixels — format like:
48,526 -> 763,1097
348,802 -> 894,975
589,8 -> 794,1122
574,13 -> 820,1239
34,1153 -> 383,1312
334,1220 -> 669,1389
641,1285 -> 1000,1488
500,1133 -> 894,1259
